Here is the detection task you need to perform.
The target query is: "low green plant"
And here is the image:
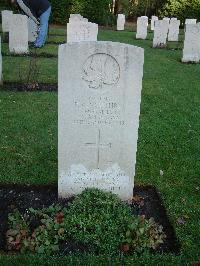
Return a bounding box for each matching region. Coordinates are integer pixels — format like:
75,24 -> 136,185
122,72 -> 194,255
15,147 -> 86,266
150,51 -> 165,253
7,188 -> 166,255
121,215 -> 166,253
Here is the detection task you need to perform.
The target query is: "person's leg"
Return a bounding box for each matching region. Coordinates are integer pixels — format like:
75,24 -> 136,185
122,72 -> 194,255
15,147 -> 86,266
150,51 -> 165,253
34,6 -> 51,47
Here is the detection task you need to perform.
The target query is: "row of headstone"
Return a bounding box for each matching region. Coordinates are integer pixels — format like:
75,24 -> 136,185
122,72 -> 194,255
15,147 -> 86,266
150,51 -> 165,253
1,10 -> 38,42
58,41 -> 144,200
136,16 -> 180,44
67,14 -> 98,42
153,18 -> 180,47
1,10 -> 38,54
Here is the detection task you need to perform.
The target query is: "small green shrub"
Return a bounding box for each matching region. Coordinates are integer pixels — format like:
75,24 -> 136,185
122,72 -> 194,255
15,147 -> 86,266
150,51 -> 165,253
121,215 -> 166,253
7,188 -> 166,255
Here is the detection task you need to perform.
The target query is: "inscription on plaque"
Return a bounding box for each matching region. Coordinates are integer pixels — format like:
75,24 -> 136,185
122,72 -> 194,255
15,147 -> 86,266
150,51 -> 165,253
73,96 -> 125,126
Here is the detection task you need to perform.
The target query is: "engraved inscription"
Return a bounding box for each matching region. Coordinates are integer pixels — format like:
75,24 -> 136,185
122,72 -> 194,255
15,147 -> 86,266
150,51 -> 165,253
73,96 -> 125,126
82,53 -> 120,89
74,24 -> 90,41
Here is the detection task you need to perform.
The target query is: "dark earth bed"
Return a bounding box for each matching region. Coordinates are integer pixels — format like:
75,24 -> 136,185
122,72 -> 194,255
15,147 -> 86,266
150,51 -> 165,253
0,184 -> 180,255
1,82 -> 58,91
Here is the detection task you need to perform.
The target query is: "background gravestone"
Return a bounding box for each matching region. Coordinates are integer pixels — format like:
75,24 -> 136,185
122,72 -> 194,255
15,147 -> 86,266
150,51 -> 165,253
185,19 -> 197,25
9,14 -> 29,54
69,14 -> 88,23
1,10 -> 13,33
28,17 -> 38,42
58,41 -> 144,201
151,15 -> 158,30
117,14 -> 125,31
136,16 -> 148,40
67,21 -> 98,42
168,19 -> 180,42
182,23 -> 200,63
153,20 -> 169,48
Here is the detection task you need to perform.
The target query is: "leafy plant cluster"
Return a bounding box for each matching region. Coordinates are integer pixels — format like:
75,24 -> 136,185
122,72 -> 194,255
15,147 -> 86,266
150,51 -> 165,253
7,188 -> 166,255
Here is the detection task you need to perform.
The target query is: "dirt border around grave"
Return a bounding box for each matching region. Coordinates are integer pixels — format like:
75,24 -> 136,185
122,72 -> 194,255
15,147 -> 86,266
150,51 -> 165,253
1,82 -> 58,91
2,40 -> 64,45
2,52 -> 57,58
0,184 -> 180,255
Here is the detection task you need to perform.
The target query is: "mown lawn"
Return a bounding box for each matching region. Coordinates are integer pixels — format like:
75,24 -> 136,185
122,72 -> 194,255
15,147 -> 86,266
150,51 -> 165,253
0,25 -> 200,265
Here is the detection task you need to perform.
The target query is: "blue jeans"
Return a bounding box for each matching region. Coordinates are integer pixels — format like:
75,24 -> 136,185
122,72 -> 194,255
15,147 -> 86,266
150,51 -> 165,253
34,6 -> 51,47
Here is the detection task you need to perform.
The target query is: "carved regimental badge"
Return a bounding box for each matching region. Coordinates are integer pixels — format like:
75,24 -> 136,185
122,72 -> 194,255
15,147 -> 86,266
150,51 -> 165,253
82,53 -> 120,89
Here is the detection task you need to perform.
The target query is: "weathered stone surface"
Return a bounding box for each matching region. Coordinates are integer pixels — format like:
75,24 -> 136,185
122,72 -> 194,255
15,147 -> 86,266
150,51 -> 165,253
0,36 -> 2,85
9,14 -> 29,54
69,14 -> 88,23
117,14 -> 125,31
185,19 -> 197,25
182,23 -> 200,63
67,21 -> 98,42
168,19 -> 180,42
163,17 -> 170,22
151,15 -> 158,30
1,10 -> 13,32
28,17 -> 38,42
136,16 -> 148,39
153,20 -> 169,48
58,41 -> 144,201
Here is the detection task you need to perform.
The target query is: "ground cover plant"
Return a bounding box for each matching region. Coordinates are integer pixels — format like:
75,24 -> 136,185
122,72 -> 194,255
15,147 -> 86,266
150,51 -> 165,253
6,188 -> 166,255
0,24 -> 200,265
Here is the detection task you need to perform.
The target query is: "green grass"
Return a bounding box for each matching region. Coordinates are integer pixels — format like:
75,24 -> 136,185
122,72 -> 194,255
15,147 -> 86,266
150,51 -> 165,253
0,25 -> 200,265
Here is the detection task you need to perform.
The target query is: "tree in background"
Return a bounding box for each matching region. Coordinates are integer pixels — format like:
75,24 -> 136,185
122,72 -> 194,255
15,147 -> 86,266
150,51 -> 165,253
159,0 -> 200,23
112,0 -> 167,18
70,0 -> 114,25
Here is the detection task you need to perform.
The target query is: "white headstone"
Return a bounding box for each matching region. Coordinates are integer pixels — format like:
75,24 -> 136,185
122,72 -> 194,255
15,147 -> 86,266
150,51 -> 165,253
151,15 -> 158,30
0,36 -> 2,85
185,19 -> 197,25
117,14 -> 125,31
168,19 -> 180,41
58,41 -> 144,201
163,17 -> 170,22
69,14 -> 88,23
9,14 -> 29,54
1,10 -> 13,32
182,23 -> 200,63
28,17 -> 38,42
136,16 -> 148,39
67,21 -> 98,42
153,20 -> 169,48
171,17 -> 177,21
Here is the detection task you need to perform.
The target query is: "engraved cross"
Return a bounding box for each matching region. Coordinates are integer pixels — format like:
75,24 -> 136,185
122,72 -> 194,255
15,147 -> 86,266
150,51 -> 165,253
85,129 -> 112,169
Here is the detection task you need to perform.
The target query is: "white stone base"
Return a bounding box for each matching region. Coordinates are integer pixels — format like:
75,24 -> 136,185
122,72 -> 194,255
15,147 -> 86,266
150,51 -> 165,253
59,164 -> 134,201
